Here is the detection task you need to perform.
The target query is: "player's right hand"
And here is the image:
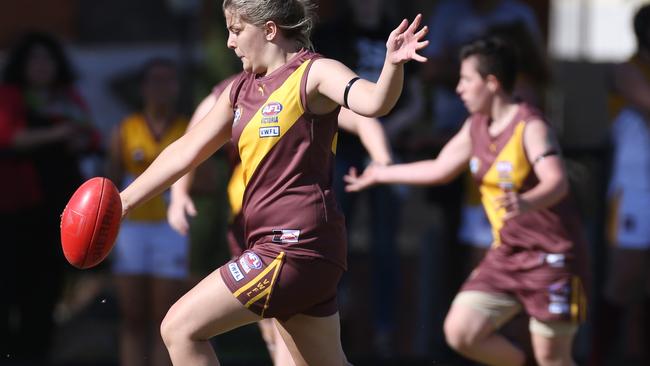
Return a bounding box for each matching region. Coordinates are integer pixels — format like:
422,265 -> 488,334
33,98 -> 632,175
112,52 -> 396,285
167,192 -> 197,236
343,165 -> 380,192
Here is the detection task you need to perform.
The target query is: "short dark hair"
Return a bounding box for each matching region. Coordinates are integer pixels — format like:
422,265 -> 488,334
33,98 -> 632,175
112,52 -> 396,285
2,31 -> 76,87
634,4 -> 650,50
459,36 -> 518,93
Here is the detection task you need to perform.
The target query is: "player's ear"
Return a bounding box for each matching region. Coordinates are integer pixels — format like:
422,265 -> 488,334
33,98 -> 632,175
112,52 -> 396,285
486,74 -> 500,93
264,21 -> 278,41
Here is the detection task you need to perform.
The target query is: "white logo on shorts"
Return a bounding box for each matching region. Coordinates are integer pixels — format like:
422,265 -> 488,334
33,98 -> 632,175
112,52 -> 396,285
545,253 -> 565,268
239,257 -> 251,273
548,302 -> 569,314
228,262 -> 244,281
272,229 -> 300,243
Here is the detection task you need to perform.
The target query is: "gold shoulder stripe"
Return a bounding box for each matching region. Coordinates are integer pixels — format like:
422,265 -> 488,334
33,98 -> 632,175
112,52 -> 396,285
479,121 -> 530,245
238,60 -> 311,187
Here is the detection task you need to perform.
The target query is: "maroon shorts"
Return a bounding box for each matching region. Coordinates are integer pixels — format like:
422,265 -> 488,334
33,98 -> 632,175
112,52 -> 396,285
462,249 -> 588,324
219,244 -> 343,321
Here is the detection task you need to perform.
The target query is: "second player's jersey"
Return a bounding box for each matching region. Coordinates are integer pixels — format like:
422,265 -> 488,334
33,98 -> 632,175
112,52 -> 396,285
120,113 -> 188,221
229,49 -> 347,269
468,103 -> 585,266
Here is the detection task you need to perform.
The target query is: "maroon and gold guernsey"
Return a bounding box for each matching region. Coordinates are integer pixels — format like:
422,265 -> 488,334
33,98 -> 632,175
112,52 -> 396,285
228,49 -> 347,270
469,103 -> 585,263
465,102 -> 589,323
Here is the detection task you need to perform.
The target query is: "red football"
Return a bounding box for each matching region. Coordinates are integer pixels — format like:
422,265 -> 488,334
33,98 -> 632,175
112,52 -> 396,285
60,177 -> 122,269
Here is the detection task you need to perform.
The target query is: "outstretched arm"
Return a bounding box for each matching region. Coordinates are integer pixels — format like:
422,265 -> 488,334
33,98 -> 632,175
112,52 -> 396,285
121,86 -> 233,217
337,108 -> 393,165
344,120 -> 471,191
308,14 -> 428,117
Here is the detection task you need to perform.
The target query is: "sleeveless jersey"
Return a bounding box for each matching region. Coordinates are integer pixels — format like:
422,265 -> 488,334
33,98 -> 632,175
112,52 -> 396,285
229,49 -> 347,269
120,113 -> 188,221
468,103 -> 585,264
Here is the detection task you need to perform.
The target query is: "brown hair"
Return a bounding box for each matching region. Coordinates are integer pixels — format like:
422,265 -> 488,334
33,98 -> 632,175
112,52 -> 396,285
223,0 -> 317,50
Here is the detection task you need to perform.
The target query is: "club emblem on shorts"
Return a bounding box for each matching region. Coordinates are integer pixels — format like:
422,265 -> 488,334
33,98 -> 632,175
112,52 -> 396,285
228,262 -> 244,281
547,281 -> 570,314
259,126 -> 280,137
272,229 -> 300,243
240,251 -> 263,272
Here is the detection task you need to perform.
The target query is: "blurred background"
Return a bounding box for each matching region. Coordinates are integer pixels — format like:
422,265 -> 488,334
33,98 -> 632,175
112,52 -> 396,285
0,0 -> 647,365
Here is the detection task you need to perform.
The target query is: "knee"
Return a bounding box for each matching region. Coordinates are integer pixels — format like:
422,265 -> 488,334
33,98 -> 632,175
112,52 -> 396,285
533,347 -> 570,366
160,304 -> 189,348
532,338 -> 574,366
443,314 -> 477,353
160,307 -> 176,348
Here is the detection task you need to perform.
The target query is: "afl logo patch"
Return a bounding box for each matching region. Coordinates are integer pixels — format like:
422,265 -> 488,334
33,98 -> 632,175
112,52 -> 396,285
241,252 -> 263,270
261,102 -> 283,116
469,157 -> 480,174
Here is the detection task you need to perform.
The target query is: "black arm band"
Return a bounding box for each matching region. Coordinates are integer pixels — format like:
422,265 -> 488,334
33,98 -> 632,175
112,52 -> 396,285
533,150 -> 559,165
343,77 -> 361,109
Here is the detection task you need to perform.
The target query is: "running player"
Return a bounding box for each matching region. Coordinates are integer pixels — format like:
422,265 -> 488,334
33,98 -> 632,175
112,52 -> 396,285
116,0 -> 428,364
345,37 -> 588,366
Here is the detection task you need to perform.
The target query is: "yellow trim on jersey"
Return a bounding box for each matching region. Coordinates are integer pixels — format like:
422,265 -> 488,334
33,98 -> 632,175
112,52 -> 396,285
227,163 -> 245,216
479,121 -> 531,246
331,131 -> 338,154
238,60 -> 311,187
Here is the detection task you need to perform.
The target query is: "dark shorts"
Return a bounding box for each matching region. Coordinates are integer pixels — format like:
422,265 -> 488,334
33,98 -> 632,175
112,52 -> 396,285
219,245 -> 343,321
462,250 -> 588,324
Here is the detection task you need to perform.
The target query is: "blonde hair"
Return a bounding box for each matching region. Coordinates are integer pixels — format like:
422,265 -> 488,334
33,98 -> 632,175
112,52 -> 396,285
223,0 -> 317,50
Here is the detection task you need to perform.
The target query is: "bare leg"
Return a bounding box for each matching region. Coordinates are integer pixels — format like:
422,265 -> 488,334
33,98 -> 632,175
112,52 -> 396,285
116,275 -> 149,366
276,313 -> 350,366
257,318 -> 297,365
151,277 -> 186,366
271,319 -> 296,365
160,268 -> 261,366
444,302 -> 525,366
531,332 -> 575,366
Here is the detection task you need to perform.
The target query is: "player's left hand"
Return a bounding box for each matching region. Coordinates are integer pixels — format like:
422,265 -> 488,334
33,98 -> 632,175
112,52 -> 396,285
494,190 -> 532,220
386,13 -> 429,65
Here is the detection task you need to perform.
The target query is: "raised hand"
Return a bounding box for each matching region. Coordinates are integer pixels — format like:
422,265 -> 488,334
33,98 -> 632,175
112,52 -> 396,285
386,13 -> 429,65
